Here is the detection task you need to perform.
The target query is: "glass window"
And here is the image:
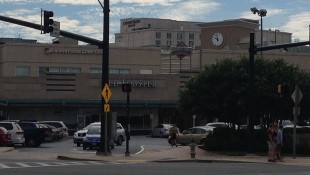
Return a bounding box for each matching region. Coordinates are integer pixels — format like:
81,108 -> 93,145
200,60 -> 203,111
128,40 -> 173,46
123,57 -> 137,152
109,68 -> 119,74
16,66 -> 30,77
119,69 -> 130,74
177,33 -> 183,40
189,33 -> 195,40
156,32 -> 161,39
166,33 -> 172,39
166,40 -> 172,46
140,69 -> 152,74
155,40 -> 161,46
49,67 -> 60,73
90,68 -> 102,74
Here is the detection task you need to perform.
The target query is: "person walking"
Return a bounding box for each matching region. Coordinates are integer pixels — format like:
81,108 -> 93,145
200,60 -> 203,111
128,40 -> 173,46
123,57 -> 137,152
169,123 -> 179,147
277,124 -> 284,161
267,124 -> 276,162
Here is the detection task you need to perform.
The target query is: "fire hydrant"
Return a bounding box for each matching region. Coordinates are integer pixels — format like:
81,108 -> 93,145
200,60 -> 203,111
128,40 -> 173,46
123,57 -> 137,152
189,138 -> 197,158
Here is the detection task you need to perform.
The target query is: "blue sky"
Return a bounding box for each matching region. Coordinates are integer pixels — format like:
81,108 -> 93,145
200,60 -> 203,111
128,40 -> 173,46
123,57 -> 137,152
0,0 -> 309,43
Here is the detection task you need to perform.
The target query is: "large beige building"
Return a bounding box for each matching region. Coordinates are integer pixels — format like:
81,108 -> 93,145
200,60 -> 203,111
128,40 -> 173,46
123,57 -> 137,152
1,18 -> 309,131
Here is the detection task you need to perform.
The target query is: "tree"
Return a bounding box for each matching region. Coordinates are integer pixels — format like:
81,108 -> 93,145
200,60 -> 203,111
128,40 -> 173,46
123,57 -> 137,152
178,57 -> 310,129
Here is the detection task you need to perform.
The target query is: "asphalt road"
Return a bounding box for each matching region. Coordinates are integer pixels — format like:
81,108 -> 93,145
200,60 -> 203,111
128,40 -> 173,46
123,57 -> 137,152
1,162 -> 310,175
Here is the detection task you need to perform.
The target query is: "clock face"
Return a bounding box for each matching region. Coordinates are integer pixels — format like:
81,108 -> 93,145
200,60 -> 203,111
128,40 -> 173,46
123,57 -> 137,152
212,33 -> 224,46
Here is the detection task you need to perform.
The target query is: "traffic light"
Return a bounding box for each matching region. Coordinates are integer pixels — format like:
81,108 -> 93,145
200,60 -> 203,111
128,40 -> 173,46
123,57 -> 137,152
277,84 -> 287,97
43,10 -> 54,33
122,83 -> 132,93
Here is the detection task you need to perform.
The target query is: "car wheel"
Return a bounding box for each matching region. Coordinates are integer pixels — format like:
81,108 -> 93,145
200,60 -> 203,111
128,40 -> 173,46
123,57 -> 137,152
26,138 -> 36,147
77,143 -> 81,147
116,136 -> 123,145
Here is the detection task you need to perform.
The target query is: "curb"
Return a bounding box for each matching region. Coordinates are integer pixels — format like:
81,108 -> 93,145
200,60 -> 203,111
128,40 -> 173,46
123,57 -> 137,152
0,147 -> 14,153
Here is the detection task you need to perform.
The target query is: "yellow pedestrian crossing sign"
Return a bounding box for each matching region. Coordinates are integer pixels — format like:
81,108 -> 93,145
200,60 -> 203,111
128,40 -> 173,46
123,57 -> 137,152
104,104 -> 110,112
102,83 -> 112,103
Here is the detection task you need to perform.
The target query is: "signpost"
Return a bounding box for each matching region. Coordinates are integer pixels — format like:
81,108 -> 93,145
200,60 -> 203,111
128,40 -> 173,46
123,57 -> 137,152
291,85 -> 303,159
101,83 -> 112,155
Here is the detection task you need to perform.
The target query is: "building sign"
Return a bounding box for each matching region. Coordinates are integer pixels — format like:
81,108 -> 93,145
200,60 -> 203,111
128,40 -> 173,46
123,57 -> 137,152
45,48 -> 103,55
171,41 -> 193,59
123,19 -> 141,27
109,79 -> 157,88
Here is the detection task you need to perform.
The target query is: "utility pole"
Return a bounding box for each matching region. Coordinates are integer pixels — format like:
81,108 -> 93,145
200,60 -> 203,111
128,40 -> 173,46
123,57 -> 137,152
97,0 -> 110,156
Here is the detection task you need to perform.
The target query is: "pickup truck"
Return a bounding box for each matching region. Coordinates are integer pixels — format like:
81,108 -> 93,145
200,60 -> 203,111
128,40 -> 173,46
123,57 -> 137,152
17,121 -> 52,147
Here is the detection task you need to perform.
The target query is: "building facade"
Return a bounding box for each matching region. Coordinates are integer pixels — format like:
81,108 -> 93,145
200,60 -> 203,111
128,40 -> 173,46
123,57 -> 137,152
1,18 -> 309,131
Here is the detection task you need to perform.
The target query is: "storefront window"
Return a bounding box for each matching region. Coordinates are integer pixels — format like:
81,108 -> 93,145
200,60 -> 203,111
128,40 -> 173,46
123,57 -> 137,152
16,66 -> 30,77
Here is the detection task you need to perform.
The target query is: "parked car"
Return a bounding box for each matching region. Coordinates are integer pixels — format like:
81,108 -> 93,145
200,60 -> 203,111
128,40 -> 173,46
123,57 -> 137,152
37,123 -> 58,142
0,121 -> 25,145
74,122 -> 125,147
0,127 -> 13,146
17,121 -> 51,147
177,126 -> 211,145
204,122 -> 230,133
82,125 -> 101,150
151,124 -> 173,138
82,124 -> 123,150
74,122 -> 101,147
38,121 -> 69,137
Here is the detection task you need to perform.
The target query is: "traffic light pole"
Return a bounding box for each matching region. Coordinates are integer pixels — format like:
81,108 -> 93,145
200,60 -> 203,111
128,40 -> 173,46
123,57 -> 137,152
125,90 -> 130,156
97,0 -> 110,156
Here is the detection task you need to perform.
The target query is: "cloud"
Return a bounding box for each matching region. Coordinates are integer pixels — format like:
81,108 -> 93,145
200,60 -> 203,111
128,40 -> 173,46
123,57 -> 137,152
282,12 -> 310,41
240,8 -> 287,20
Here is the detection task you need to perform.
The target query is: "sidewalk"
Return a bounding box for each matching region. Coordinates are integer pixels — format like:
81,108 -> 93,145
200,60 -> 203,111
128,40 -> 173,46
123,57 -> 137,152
2,146 -> 310,166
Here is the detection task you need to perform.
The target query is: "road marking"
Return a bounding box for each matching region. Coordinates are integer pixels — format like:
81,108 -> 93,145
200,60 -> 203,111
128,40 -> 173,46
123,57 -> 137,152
0,163 -> 12,169
15,163 -> 32,168
0,161 -> 126,169
135,145 -> 145,155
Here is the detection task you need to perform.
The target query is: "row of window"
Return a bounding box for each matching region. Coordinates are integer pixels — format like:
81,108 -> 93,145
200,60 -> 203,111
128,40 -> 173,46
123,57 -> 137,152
15,66 -> 153,77
156,40 -> 195,47
16,66 -> 127,77
156,32 -> 195,40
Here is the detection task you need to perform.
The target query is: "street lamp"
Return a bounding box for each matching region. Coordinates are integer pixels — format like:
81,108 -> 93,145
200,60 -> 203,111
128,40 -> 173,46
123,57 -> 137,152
251,7 -> 267,58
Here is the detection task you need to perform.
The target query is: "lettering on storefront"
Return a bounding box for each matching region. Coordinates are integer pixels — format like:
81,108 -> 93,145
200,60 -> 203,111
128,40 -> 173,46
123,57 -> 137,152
45,48 -> 103,55
109,79 -> 157,88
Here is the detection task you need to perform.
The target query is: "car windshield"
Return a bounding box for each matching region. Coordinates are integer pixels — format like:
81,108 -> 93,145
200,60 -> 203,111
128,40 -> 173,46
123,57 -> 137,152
87,126 -> 101,134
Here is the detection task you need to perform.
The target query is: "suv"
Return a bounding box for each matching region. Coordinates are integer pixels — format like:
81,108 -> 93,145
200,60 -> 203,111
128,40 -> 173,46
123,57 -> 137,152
0,121 -> 25,145
74,122 -> 125,147
39,121 -> 69,138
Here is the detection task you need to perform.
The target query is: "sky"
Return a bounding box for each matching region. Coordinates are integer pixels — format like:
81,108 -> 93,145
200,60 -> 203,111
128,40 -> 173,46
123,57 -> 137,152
0,0 -> 309,44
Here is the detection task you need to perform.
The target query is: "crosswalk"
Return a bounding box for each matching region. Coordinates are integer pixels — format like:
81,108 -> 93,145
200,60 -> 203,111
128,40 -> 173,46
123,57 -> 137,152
0,161 -> 121,169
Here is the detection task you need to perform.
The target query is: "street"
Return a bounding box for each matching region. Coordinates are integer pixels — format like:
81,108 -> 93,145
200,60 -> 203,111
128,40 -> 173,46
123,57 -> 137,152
1,136 -> 310,175
1,161 -> 310,175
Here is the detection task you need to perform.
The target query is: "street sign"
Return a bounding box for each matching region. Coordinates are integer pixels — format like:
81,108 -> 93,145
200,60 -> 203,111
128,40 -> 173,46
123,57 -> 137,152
104,104 -> 110,112
102,83 -> 112,103
291,86 -> 303,105
50,21 -> 60,37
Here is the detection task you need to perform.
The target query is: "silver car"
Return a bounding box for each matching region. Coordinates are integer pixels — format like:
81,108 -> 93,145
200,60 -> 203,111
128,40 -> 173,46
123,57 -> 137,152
151,124 -> 173,138
0,121 -> 25,145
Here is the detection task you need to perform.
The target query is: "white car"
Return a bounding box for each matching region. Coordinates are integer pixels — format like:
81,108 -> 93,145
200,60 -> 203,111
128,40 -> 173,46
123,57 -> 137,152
73,122 -> 125,147
151,124 -> 173,138
0,121 -> 25,145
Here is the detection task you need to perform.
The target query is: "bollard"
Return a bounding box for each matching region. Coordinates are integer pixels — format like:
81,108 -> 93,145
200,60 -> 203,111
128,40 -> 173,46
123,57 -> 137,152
189,138 -> 197,158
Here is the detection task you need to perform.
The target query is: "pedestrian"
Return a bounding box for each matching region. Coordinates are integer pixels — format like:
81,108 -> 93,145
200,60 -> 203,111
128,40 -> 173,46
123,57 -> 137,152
267,124 -> 276,162
272,124 -> 278,161
277,124 -> 284,161
169,123 -> 179,147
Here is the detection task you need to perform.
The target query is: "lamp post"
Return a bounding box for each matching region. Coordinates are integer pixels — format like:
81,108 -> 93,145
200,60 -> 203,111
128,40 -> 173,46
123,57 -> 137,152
251,7 -> 267,58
